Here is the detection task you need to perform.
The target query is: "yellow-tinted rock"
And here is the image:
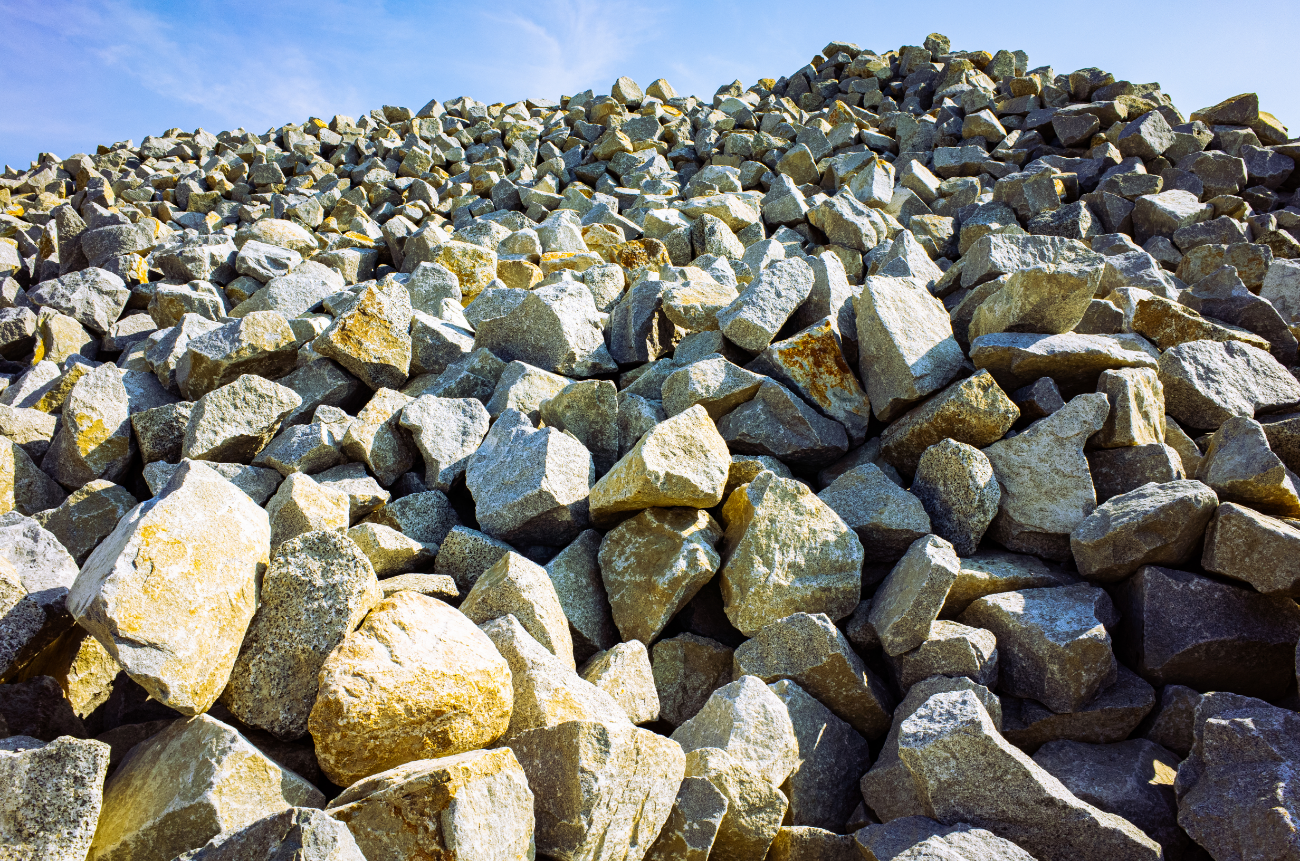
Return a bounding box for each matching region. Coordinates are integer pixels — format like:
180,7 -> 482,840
88,715 -> 324,861
309,592 -> 513,786
67,461 -> 270,715
326,748 -> 535,861
435,240 -> 497,300
589,405 -> 731,526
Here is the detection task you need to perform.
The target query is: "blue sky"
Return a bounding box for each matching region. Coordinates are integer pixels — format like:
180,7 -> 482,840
3,0 -> 1296,169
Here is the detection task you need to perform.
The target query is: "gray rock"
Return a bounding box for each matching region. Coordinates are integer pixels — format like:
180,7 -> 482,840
961,583 -> 1119,714
734,611 -> 894,739
28,268 -> 129,335
1196,415 -> 1300,517
643,775 -> 728,861
0,513 -> 80,679
0,735 -> 111,861
983,393 -> 1110,560
769,679 -> 872,834
1115,564 -> 1300,699
175,311 -> 299,400
143,458 -> 282,504
362,489 -> 457,548
871,535 -> 963,657
970,332 -> 1159,397
879,370 -> 1020,479
244,260 -> 345,318
818,464 -> 931,563
234,240 -> 303,284
999,664 -> 1157,754
1141,684 -> 1201,758
912,439 -> 1001,556
888,620 -> 1000,691
467,408 -> 593,545
251,419 -> 347,477
312,281 -> 413,391
1175,693 -> 1300,861
1159,339 -> 1300,431
461,551 -> 576,669
182,374 -> 301,463
1087,443 -> 1186,503
1070,480 -> 1219,582
546,529 -> 619,662
671,675 -> 798,788
717,257 -> 814,352
652,633 -> 735,728
539,379 -> 619,474
222,531 -> 381,741
341,388 -> 415,487
895,687 -> 1163,861
398,395 -> 490,490
720,469 -> 863,636
433,525 -> 512,591
174,807 -> 364,861
718,379 -> 849,466
276,360 -> 364,428
473,280 -> 616,376
1202,501 -> 1300,596
853,817 -> 1038,861
856,275 -> 964,421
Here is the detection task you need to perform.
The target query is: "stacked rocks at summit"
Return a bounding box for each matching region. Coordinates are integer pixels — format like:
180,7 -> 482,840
3,27 -> 1300,860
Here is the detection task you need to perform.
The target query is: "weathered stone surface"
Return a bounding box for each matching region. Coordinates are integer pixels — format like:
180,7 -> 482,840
721,376 -> 849,464
312,281 -> 413,391
143,458 -> 282,504
0,403 -> 59,462
717,256 -> 814,352
539,379 -> 620,474
175,311 -> 299,400
346,521 -> 433,576
1142,684 -> 1201,759
942,549 -> 1074,618
1088,442 -> 1186,504
309,591 -> 513,786
643,775 -> 728,861
467,409 -> 593,545
589,404 -> 729,525
2,436 -> 67,517
1115,564 -> 1300,699
180,374 -> 300,464
983,393 -> 1110,559
341,388 -> 415,487
662,354 -> 764,421
888,620 -> 1000,691
744,316 -> 872,445
856,274 -> 964,421
1033,739 -> 1191,861
970,332 -> 1159,396
364,488 -> 458,550
818,463 -> 931,562
999,664 -> 1157,753
766,679 -> 870,834
652,633 -> 735,728
734,611 -> 893,738
871,535 -> 963,657
1202,501 -> 1300,596
1159,338 -> 1300,431
460,551 -> 575,669
913,439 -> 1000,555
967,247 -> 1105,341
222,531 -> 381,741
672,675 -> 798,789
720,469 -> 863,636
480,614 -> 628,740
1175,692 -> 1300,861
0,735 -> 110,861
682,746 -> 788,861
853,817 -> 1038,861
1196,415 -> 1300,517
473,280 -> 617,376
325,749 -> 534,861
28,267 -> 129,335
174,807 -> 365,861
962,584 -> 1118,713
89,715 -> 324,861
507,718 -> 685,861
265,472 -> 350,548
484,359 -> 570,421
32,478 -> 137,565
860,675 -> 1004,823
251,415 -> 348,477
895,688 -> 1162,861
1070,480 -> 1219,583
545,529 -> 619,662
599,506 -> 721,645
880,371 -> 1019,479
579,640 -> 660,725
68,461 -> 269,715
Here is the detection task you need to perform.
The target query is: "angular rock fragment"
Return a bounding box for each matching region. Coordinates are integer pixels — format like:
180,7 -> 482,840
888,620 -> 999,690
672,675 -> 798,788
181,374 -> 301,463
312,281 -> 413,390
717,254 -> 813,352
683,745 -> 788,861
460,551 -> 575,669
643,775 -> 728,861
68,461 -> 269,715
1196,415 -> 1300,517
0,735 -> 110,861
589,404 -> 729,525
264,472 -> 350,548
473,280 -> 617,376
89,715 -> 324,861
222,531 -> 381,741
720,469 -> 863,636
1201,501 -> 1300,596
340,388 -> 415,486
880,370 -> 1019,479
467,408 -> 593,544
718,379 -> 849,466
175,311 -> 299,400
961,583 -> 1118,714
579,640 -> 660,725
539,379 -> 619,474
325,749 -> 534,861
871,535 -> 963,657
912,439 -> 1000,555
817,463 -> 931,562
1159,339 -> 1300,430
173,808 -> 365,861
853,817 -> 1038,861
652,633 -> 735,728
1070,480 -> 1218,582
999,664 -> 1157,753
544,529 -> 619,661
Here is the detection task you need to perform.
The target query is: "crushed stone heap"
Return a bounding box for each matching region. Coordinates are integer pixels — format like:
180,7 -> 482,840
3,30 -> 1300,861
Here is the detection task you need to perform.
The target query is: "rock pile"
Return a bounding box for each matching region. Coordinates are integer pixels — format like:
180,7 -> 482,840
2,29 -> 1299,860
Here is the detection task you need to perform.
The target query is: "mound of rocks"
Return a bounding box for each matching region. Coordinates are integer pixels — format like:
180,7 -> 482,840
2,29 -> 1299,860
